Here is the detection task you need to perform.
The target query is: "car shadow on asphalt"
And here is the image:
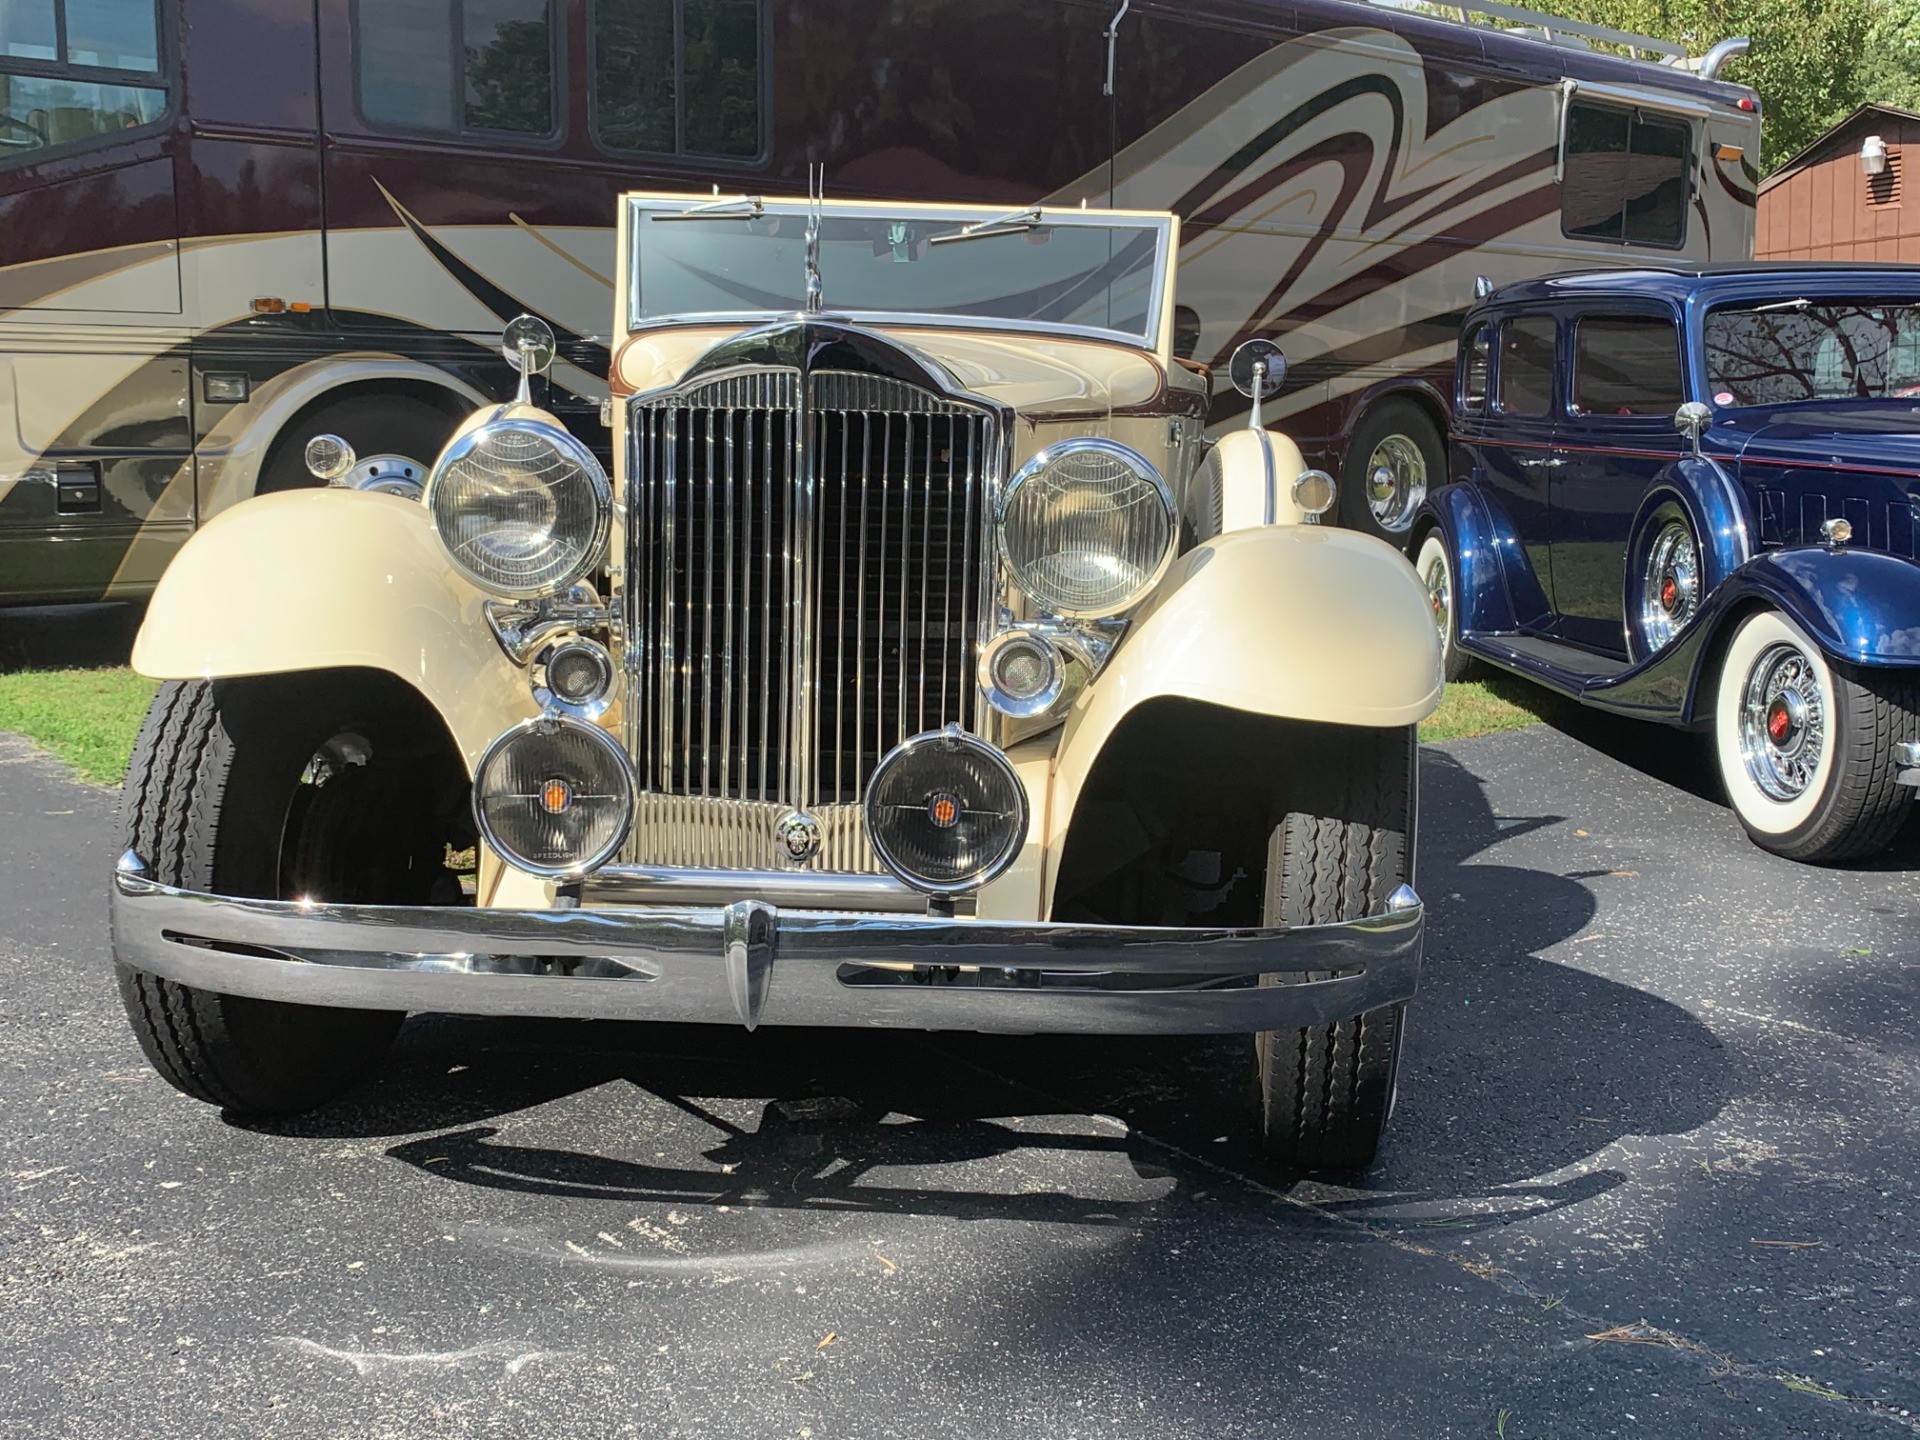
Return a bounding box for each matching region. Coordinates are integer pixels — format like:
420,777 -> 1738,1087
233,748 -> 1737,1227
0,602 -> 145,672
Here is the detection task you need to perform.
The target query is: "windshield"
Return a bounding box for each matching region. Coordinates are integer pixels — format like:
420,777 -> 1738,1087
624,197 -> 1170,349
1705,300 -> 1920,407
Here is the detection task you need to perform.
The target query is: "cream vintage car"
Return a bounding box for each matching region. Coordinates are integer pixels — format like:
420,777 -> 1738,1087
109,192 -> 1442,1172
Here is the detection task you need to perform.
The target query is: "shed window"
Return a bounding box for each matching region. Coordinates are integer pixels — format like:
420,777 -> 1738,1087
593,0 -> 764,160
1563,102 -> 1690,248
0,0 -> 166,163
1496,315 -> 1557,416
357,0 -> 557,140
1570,315 -> 1684,416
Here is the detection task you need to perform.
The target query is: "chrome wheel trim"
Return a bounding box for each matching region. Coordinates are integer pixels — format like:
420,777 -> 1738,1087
1638,520 -> 1700,651
342,452 -> 428,500
1364,434 -> 1428,533
1739,641 -> 1828,802
1421,541 -> 1451,650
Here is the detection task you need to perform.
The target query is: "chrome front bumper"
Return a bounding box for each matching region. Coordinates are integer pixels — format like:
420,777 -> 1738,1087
110,853 -> 1425,1035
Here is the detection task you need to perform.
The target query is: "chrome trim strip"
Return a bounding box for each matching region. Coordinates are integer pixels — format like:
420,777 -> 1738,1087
584,865 -> 929,912
111,860 -> 1425,1036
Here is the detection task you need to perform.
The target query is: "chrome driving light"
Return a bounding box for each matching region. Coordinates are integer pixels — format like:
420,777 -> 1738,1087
1292,468 -> 1336,519
979,629 -> 1065,718
865,728 -> 1028,895
999,438 -> 1176,617
427,416 -> 610,597
473,715 -> 635,878
532,637 -> 616,718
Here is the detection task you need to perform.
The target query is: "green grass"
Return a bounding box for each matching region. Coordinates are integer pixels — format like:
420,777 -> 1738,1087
0,668 -> 160,785
0,662 -> 1544,789
1418,673 -> 1557,744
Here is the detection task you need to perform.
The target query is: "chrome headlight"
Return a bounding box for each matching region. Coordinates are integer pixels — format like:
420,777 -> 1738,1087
865,728 -> 1029,895
427,415 -> 610,597
998,438 -> 1176,617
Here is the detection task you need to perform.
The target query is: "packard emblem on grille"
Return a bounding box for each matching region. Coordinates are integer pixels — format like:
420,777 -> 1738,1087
774,809 -> 823,865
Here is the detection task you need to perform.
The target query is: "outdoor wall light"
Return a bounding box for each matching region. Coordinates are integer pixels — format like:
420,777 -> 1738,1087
1862,134 -> 1888,176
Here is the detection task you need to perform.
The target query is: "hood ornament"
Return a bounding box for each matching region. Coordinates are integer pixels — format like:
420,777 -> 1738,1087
803,162 -> 824,315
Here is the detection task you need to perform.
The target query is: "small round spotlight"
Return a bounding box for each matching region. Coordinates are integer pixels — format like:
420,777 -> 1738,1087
304,433 -> 357,484
865,729 -> 1028,895
1292,469 -> 1337,518
533,638 -> 616,718
474,716 -> 634,878
979,630 -> 1064,718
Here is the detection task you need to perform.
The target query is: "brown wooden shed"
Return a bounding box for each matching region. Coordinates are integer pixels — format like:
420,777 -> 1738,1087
1757,104 -> 1920,263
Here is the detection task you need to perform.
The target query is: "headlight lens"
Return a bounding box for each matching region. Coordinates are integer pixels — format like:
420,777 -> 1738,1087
998,438 -> 1175,617
865,729 -> 1029,895
427,415 -> 610,596
473,715 -> 635,878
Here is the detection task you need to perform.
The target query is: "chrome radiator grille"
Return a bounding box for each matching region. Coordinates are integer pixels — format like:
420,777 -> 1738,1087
622,369 -> 996,869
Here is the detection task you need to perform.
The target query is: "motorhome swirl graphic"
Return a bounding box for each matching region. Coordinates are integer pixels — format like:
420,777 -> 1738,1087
0,0 -> 1757,603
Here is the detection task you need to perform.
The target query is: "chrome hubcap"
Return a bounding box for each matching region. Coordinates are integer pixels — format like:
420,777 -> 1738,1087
1639,521 -> 1699,651
341,452 -> 428,500
1364,434 -> 1428,533
1423,550 -> 1451,646
1740,643 -> 1826,801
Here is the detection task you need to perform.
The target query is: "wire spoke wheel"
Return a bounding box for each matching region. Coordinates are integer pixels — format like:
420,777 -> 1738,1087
1638,519 -> 1700,652
1363,434 -> 1428,533
1739,641 -> 1827,801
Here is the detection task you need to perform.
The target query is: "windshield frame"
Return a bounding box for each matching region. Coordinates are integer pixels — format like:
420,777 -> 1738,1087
621,193 -> 1176,355
1698,287 -> 1920,411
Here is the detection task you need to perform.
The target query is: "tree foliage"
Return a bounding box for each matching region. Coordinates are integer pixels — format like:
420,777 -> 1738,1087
1544,0 -> 1877,170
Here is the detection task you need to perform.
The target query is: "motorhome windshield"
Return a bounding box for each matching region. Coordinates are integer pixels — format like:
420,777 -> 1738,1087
625,199 -> 1169,348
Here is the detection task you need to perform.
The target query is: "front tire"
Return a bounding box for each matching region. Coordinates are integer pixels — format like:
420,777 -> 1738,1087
256,394 -> 453,496
1338,399 -> 1443,546
1415,530 -> 1476,683
1254,726 -> 1413,1174
1712,609 -> 1918,862
115,677 -> 463,1115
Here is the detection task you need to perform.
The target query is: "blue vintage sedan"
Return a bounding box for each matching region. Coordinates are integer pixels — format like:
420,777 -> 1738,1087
1415,265 -> 1920,863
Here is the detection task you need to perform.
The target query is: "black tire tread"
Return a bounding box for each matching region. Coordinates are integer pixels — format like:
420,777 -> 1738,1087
114,680 -> 403,1115
1799,667 -> 1920,862
1256,728 -> 1411,1174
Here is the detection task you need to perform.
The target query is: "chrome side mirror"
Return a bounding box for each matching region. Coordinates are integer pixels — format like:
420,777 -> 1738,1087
1229,338 -> 1286,431
1674,401 -> 1712,456
1473,275 -> 1493,300
503,313 -> 557,403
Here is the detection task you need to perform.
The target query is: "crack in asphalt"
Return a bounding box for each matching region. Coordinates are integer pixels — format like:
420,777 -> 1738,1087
929,1042 -> 1920,1436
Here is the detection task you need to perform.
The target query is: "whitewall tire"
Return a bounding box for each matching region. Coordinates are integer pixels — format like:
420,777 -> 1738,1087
1712,609 -> 1918,862
1416,531 -> 1474,683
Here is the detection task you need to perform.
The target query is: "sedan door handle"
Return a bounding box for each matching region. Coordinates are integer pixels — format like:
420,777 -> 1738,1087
1518,456 -> 1564,470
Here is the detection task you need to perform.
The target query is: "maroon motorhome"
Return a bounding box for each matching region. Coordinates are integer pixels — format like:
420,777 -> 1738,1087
0,0 -> 1759,604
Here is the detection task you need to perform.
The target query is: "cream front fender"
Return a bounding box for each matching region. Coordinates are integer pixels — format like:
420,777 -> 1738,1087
1044,525 -> 1443,899
131,489 -> 532,771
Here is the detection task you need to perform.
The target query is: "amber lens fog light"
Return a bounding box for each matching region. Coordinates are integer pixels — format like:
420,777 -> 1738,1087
474,716 -> 634,877
864,729 -> 1028,895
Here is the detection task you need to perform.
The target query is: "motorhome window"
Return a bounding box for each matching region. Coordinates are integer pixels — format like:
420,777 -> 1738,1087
1460,325 -> 1491,413
1570,315 -> 1683,416
1562,102 -> 1690,248
0,0 -> 165,161
1495,316 -> 1556,415
593,0 -> 762,160
357,0 -> 557,139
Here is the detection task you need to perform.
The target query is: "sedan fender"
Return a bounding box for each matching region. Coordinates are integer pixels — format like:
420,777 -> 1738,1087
1046,526 -> 1442,885
131,489 -> 531,769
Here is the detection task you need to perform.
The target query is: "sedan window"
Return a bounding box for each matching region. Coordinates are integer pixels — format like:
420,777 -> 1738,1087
1495,316 -> 1557,416
1705,301 -> 1920,405
1570,315 -> 1684,416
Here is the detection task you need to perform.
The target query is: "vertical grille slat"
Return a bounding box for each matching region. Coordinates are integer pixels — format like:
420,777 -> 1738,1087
623,368 -> 994,871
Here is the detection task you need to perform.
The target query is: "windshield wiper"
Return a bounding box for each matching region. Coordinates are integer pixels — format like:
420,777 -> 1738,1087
1753,297 -> 1813,313
928,205 -> 1045,246
653,194 -> 765,222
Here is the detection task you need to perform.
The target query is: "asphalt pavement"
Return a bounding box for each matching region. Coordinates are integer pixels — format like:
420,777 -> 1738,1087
2,703 -> 1917,1439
